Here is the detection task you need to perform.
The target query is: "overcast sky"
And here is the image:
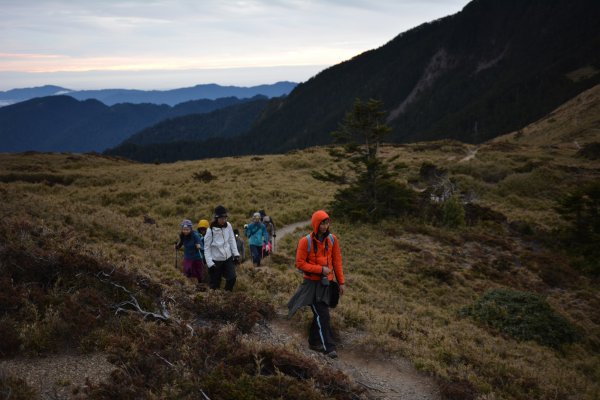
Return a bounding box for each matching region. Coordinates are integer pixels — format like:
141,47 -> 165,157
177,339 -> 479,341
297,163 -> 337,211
0,0 -> 469,90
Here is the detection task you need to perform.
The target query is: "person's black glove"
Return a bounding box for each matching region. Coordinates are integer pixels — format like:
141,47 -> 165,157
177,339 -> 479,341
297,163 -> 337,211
233,255 -> 240,264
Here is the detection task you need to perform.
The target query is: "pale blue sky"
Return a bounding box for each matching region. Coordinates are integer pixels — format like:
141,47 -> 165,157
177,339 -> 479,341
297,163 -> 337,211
0,0 -> 469,90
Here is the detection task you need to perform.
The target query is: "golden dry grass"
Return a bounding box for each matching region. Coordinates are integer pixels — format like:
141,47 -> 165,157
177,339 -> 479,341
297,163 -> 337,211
1,85 -> 600,399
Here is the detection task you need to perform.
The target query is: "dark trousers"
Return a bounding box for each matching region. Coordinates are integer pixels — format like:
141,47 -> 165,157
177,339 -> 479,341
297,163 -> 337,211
208,257 -> 236,291
309,302 -> 335,353
250,245 -> 262,266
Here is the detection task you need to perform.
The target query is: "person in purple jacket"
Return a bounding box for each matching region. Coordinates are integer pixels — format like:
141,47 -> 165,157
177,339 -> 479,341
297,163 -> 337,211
175,219 -> 204,283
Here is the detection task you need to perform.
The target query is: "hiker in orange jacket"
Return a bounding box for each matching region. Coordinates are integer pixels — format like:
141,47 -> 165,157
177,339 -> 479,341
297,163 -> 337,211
287,210 -> 345,358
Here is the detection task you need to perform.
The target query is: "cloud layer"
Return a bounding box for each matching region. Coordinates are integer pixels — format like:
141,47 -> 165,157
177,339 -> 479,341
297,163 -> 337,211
0,0 -> 468,89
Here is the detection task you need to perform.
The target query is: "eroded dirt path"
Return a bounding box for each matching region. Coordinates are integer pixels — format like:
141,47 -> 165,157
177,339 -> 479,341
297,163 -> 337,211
263,317 -> 441,400
267,221 -> 442,400
0,353 -> 113,399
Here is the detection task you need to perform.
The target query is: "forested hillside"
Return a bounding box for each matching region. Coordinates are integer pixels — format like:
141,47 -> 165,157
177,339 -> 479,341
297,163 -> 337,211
134,0 -> 600,161
105,98 -> 269,162
0,96 -> 263,153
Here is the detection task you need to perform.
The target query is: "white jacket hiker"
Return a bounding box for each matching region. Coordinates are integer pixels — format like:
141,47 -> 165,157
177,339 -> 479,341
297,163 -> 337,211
204,221 -> 239,267
204,205 -> 240,291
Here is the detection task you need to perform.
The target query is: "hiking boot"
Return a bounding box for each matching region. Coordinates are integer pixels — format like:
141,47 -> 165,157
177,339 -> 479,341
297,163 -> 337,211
325,350 -> 338,359
309,343 -> 324,352
196,283 -> 208,292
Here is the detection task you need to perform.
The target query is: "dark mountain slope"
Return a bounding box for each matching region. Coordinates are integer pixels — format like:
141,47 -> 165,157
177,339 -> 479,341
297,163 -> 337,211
0,96 -> 260,152
166,0 -> 599,160
104,98 -> 270,162
122,97 -> 268,146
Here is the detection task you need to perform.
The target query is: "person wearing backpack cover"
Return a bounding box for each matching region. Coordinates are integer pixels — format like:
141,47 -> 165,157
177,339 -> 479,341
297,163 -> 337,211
287,210 -> 345,358
175,219 -> 205,284
204,205 -> 240,291
244,212 -> 268,267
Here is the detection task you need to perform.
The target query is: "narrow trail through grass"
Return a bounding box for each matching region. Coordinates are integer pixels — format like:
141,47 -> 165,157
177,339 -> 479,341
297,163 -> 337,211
270,220 -> 442,400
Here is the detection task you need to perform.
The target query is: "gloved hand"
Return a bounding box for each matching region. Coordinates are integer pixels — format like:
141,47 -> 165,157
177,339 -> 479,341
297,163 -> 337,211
244,224 -> 248,229
233,255 -> 240,264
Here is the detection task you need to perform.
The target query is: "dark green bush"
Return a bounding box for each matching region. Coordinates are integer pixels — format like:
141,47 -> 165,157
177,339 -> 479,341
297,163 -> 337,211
193,169 -> 216,182
442,196 -> 466,228
555,182 -> 600,275
576,142 -> 600,160
460,289 -> 579,348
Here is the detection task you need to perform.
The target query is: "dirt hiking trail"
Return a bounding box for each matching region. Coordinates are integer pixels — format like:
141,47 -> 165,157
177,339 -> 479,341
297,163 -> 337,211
266,220 -> 442,400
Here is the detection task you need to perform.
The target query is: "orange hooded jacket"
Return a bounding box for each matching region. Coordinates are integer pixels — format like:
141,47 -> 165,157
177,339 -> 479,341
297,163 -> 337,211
295,210 -> 344,285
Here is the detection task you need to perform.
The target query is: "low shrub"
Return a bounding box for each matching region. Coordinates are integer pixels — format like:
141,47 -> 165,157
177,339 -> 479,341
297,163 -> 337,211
460,289 -> 579,348
79,324 -> 362,399
191,291 -> 275,334
555,182 -> 600,275
442,196 -> 466,228
0,217 -> 164,355
0,173 -> 76,186
193,169 -> 216,182
577,142 -> 600,160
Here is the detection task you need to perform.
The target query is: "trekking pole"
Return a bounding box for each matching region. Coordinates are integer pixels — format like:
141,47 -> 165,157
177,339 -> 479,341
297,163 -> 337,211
174,242 -> 178,270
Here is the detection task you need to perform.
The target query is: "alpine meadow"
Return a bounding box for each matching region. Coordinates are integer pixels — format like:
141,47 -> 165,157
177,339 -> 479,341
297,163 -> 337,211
1,82 -> 599,399
2,0 -> 600,399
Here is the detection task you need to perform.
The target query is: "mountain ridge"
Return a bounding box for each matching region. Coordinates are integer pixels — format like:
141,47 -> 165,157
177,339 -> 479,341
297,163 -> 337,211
0,81 -> 296,107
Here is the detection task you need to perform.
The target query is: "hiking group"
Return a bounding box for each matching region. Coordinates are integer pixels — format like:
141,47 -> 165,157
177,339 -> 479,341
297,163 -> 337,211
175,205 -> 277,290
175,206 -> 345,358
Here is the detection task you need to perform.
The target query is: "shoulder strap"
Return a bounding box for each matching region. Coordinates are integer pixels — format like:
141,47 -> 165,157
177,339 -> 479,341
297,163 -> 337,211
306,233 -> 335,253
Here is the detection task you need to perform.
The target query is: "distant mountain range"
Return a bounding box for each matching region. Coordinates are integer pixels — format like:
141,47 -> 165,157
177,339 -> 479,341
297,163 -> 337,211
0,95 -> 267,153
0,81 -> 296,107
104,0 -> 600,162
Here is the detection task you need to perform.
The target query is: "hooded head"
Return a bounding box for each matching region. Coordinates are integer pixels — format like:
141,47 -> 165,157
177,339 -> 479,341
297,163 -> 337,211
311,210 -> 330,234
181,219 -> 193,230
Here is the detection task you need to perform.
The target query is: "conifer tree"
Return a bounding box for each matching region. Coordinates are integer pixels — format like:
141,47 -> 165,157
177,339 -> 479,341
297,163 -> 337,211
313,98 -> 415,221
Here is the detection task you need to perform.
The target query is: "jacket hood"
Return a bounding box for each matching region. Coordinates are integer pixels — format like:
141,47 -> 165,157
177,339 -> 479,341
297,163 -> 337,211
311,210 -> 330,234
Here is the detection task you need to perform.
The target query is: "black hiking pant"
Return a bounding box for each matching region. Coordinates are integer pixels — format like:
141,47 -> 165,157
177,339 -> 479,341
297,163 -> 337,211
309,302 -> 336,353
208,257 -> 236,291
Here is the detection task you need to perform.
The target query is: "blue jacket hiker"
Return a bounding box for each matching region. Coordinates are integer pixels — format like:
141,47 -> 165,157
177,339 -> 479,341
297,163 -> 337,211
175,219 -> 205,283
244,212 -> 268,267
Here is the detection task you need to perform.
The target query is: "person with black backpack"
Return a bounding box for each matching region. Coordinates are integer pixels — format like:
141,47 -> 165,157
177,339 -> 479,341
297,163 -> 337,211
287,210 -> 345,358
204,205 -> 240,291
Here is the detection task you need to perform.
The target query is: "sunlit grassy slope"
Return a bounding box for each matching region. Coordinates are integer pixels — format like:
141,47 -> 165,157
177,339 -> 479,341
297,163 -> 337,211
1,85 -> 599,399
